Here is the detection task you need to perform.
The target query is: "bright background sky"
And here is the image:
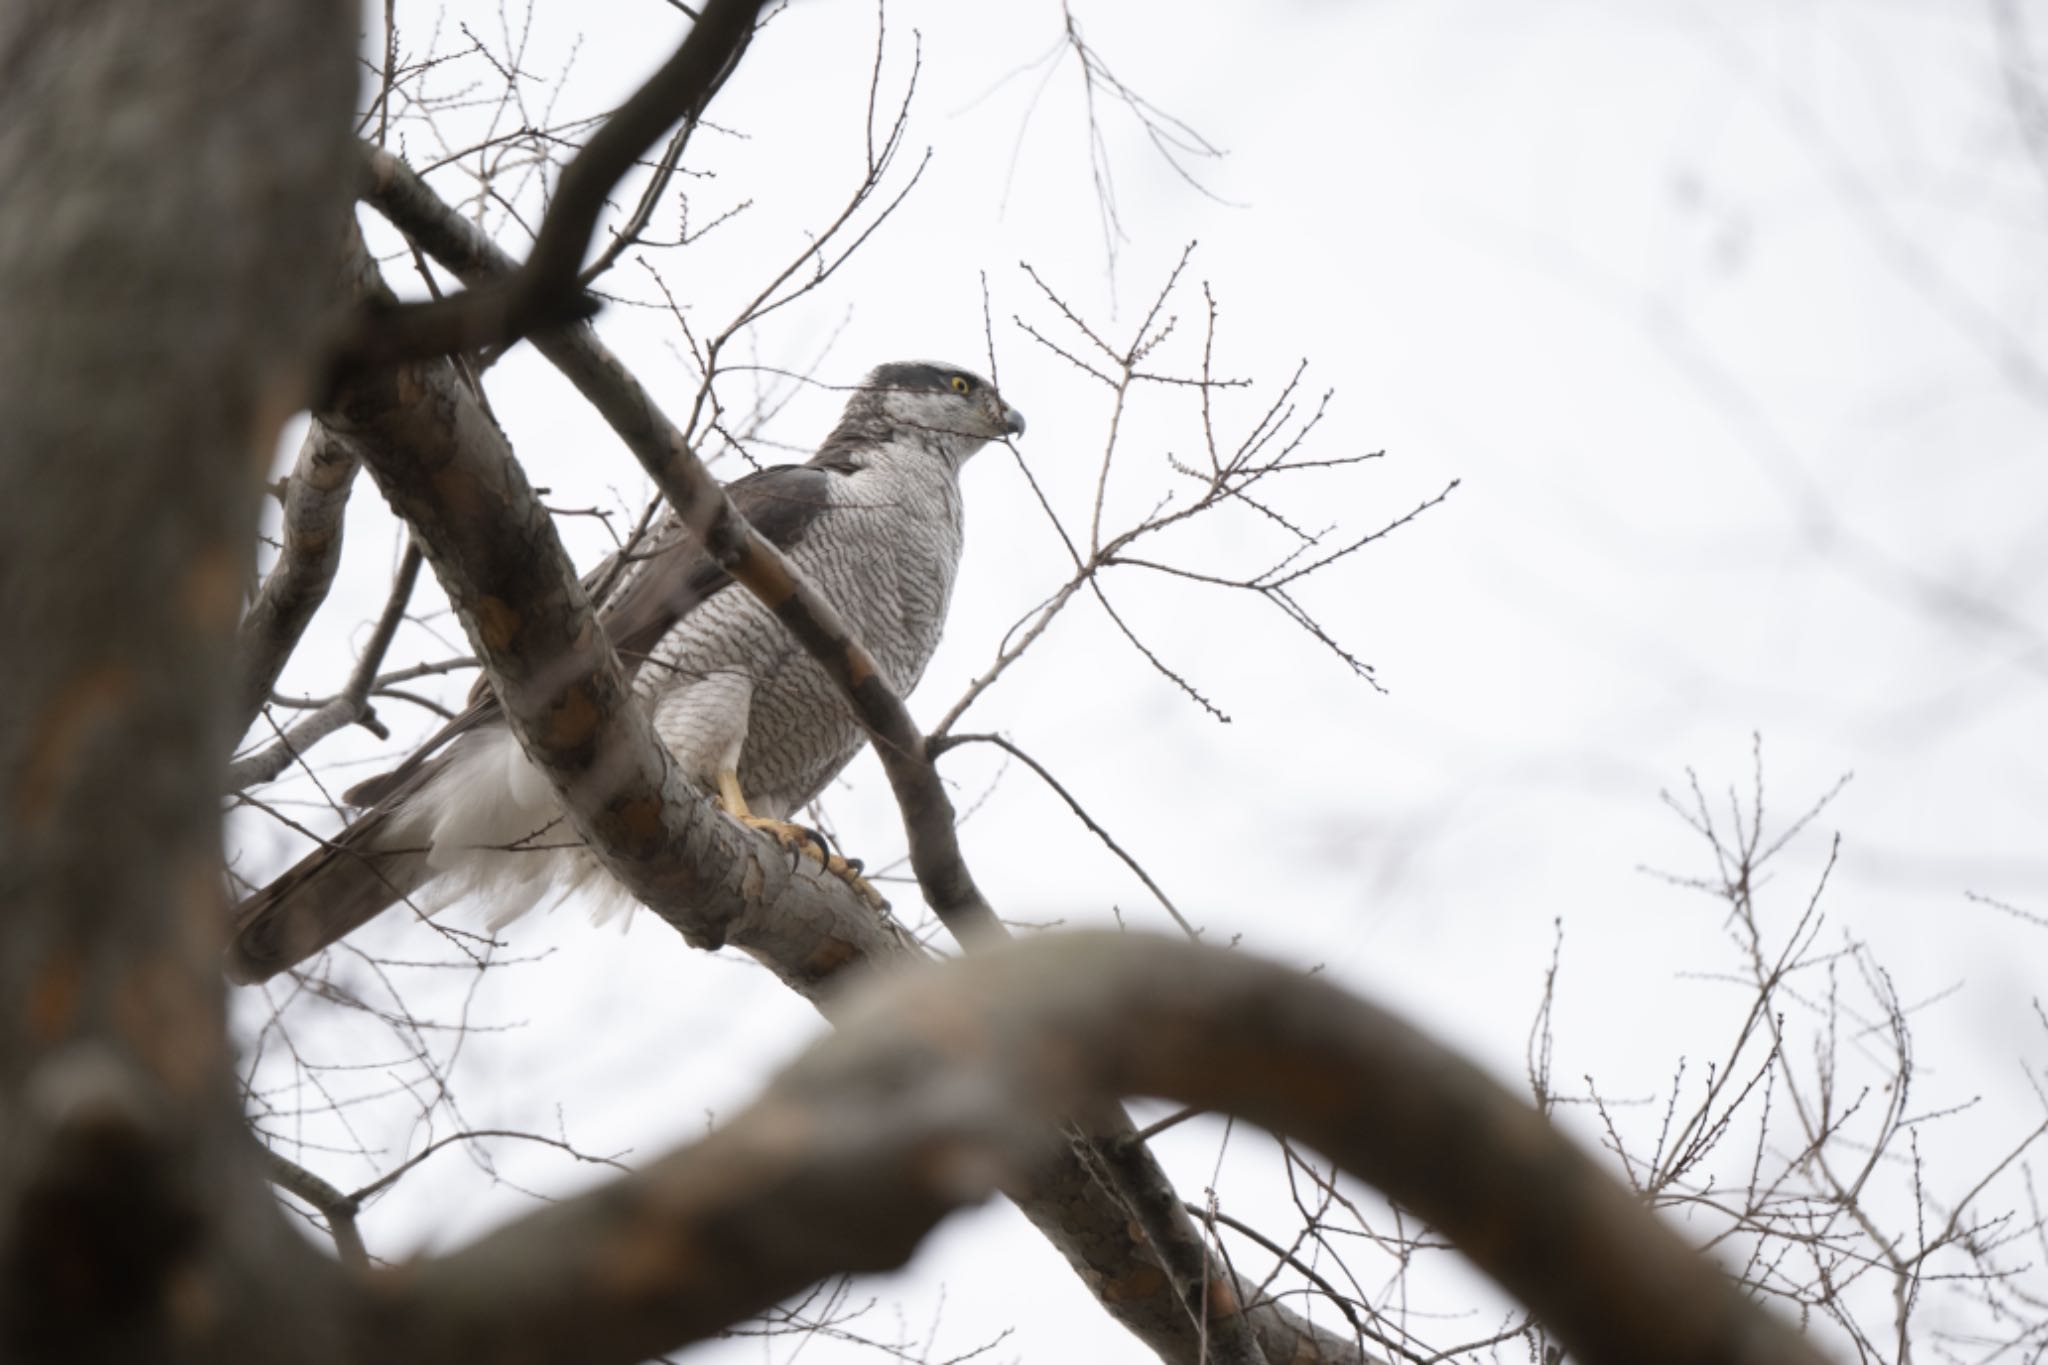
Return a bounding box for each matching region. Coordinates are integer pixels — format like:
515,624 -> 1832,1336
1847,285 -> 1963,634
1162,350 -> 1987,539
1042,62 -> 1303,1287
232,2 -> 2048,1360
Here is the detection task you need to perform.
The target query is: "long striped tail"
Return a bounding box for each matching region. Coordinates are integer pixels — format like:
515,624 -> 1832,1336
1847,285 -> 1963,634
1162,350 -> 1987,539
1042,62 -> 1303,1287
226,810 -> 431,984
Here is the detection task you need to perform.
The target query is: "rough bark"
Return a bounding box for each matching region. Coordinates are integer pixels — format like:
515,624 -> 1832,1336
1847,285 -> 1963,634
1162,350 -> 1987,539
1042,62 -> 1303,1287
0,1 -> 358,1361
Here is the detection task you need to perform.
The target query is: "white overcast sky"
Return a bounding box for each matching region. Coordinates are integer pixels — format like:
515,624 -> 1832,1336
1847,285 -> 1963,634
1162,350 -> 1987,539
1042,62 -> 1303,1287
233,2 -> 2048,1359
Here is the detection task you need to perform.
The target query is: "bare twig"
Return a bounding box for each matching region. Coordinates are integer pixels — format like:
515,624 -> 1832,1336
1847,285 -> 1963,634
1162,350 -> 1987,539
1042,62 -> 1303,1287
934,731 -> 1197,939
331,0 -> 765,374
230,542 -> 423,789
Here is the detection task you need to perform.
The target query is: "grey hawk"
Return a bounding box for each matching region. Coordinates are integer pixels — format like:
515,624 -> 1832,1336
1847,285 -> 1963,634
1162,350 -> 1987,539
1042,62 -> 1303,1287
227,361 -> 1024,983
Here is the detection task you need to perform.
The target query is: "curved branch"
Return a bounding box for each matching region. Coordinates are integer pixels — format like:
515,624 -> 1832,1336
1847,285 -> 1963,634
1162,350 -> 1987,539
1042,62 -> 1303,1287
372,933 -> 1833,1365
935,731 -> 1195,937
263,1149 -> 369,1270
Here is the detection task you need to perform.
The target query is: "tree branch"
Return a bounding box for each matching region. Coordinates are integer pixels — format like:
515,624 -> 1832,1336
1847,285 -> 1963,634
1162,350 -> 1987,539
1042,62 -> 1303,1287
360,144 -> 1347,1363
316,232 -> 917,994
232,422 -> 363,737
356,139 -> 1358,1365
369,934 -> 1832,1365
229,541 -> 421,789
332,0 -> 765,375
262,1149 -> 368,1270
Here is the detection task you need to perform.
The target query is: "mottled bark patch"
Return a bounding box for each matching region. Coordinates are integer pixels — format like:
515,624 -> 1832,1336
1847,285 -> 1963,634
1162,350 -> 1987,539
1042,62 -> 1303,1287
595,1207 -> 706,1302
542,678 -> 599,755
114,958 -> 220,1098
473,595 -> 521,651
429,463 -> 481,524
1101,1258 -> 1170,1301
609,792 -> 667,855
11,664 -> 134,827
179,542 -> 242,633
799,933 -> 860,981
23,949 -> 84,1044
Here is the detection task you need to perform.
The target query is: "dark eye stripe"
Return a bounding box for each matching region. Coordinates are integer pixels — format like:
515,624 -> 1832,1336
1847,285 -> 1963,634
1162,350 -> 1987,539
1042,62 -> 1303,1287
866,361 -> 993,395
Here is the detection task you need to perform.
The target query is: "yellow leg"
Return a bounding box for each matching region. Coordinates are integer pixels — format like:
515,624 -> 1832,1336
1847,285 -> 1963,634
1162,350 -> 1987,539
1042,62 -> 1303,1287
716,769 -> 752,820
714,769 -> 886,910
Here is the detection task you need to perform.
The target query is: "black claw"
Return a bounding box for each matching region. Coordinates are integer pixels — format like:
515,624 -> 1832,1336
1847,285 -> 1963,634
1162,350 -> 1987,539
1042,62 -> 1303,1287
793,822 -> 832,867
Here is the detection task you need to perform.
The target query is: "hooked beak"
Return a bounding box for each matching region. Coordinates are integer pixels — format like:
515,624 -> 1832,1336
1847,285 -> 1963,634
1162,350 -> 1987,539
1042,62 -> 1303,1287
1000,403 -> 1026,438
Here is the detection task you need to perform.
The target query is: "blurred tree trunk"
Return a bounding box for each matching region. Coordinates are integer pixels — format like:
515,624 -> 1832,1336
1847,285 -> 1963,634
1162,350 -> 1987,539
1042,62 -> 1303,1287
0,2 -> 357,1360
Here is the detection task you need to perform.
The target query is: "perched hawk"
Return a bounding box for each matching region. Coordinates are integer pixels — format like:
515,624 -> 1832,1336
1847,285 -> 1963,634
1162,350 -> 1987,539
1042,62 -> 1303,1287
227,362 -> 1024,983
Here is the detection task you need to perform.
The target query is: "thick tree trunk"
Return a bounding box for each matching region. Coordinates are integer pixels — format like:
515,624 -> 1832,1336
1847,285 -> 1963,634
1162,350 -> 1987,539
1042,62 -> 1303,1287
0,2 -> 358,1360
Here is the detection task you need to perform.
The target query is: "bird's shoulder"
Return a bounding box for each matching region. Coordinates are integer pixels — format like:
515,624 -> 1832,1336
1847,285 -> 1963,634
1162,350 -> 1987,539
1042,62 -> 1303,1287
598,457 -> 859,660
340,458 -> 862,809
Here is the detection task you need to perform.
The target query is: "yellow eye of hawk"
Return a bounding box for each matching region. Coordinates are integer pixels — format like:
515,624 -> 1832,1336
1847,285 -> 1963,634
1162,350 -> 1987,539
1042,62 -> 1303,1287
948,375 -> 972,395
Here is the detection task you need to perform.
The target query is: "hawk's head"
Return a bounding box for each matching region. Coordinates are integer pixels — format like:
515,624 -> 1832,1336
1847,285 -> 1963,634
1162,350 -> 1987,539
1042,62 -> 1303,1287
840,361 -> 1026,467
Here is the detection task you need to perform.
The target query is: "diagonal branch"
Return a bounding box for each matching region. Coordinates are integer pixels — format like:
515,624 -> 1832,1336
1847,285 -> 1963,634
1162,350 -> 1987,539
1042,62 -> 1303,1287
334,0 -> 766,374
263,1149 -> 369,1270
359,140 -> 1002,948
318,231 -> 915,995
359,145 -> 1335,1365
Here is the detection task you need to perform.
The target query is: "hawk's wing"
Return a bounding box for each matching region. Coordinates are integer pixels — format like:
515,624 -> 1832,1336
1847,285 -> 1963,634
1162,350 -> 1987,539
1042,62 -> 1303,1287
228,461 -> 851,981
340,458 -> 850,809
229,458 -> 865,983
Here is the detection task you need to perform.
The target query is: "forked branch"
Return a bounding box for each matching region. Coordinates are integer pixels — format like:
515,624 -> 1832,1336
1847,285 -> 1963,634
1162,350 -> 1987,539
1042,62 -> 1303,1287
333,0 -> 767,374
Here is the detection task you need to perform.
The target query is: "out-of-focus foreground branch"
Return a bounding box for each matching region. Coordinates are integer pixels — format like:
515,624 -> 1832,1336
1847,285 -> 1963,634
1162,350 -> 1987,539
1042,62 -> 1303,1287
364,933 -> 1832,1365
